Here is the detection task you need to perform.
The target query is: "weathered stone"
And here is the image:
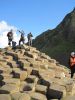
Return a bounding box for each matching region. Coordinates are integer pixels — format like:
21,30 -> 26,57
0,58 -> 7,63
3,55 -> 13,61
48,77 -> 71,86
24,67 -> 32,75
24,51 -> 38,60
19,93 -> 30,100
32,49 -> 40,54
0,74 -> 4,80
12,68 -> 21,72
0,67 -> 12,74
18,44 -> 29,50
65,80 -> 75,95
35,84 -> 47,95
18,56 -> 26,60
17,60 -> 24,69
47,83 -> 66,99
13,70 -> 27,81
13,54 -> 18,61
0,61 -> 7,66
0,94 -> 11,100
39,70 -> 55,86
23,83 -> 35,92
25,75 -> 38,84
27,46 -> 36,52
3,78 -> 20,86
0,81 -> 5,86
20,82 -> 35,92
11,92 -> 30,100
7,61 -> 18,68
5,51 -> 18,61
39,69 -> 55,79
38,78 -> 50,88
11,92 -> 21,100
30,92 -> 47,100
31,68 -> 39,77
40,53 -> 50,60
29,60 -> 41,68
18,59 -> 30,68
0,69 -> 3,74
55,72 -> 66,79
20,81 -> 27,92
0,84 -> 19,94
0,44 -> 72,100
48,63 -> 57,69
1,73 -> 13,79
50,99 -> 59,100
24,51 -> 33,58
5,46 -> 12,51
49,59 -> 57,63
32,53 -> 38,60
62,96 -> 75,100
5,51 -> 15,56
18,49 -> 25,55
40,64 -> 49,69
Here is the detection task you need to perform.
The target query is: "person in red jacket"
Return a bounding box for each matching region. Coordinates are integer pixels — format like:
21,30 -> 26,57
69,52 -> 75,78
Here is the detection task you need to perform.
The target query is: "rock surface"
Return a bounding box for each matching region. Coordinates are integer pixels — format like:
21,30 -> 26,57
0,44 -> 74,100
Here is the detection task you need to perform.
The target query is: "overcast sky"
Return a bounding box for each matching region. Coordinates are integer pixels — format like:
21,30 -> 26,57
0,0 -> 75,48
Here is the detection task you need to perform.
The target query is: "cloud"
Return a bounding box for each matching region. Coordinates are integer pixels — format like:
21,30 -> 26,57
0,21 -> 20,48
0,21 -> 32,48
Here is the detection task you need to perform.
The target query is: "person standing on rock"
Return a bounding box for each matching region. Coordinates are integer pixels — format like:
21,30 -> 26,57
69,52 -> 75,78
18,30 -> 25,45
7,29 -> 13,46
27,32 -> 33,46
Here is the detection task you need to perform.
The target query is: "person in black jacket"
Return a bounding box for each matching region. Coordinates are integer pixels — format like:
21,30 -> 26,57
7,30 -> 13,46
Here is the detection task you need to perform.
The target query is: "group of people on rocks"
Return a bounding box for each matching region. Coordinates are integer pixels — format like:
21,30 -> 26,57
7,29 -> 33,48
7,30 -> 75,79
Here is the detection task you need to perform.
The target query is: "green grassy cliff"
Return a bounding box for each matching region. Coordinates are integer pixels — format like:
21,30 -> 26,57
33,8 -> 75,66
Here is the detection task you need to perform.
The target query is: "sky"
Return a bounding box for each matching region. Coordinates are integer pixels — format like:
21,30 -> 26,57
0,0 -> 75,48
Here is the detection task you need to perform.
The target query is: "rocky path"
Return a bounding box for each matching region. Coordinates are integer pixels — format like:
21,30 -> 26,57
0,45 -> 75,100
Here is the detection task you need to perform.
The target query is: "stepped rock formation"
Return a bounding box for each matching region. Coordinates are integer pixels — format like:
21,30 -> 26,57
33,8 -> 75,66
0,44 -> 75,100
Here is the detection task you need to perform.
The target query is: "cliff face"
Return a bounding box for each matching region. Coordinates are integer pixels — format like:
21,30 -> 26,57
56,8 -> 75,41
33,8 -> 75,66
0,44 -> 75,100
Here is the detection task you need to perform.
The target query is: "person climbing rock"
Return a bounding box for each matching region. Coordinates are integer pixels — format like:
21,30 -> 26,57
7,29 -> 13,46
27,32 -> 33,46
18,30 -> 25,45
69,52 -> 75,78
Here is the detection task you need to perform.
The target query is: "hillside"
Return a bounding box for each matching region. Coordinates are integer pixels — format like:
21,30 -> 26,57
0,44 -> 75,100
33,8 -> 75,66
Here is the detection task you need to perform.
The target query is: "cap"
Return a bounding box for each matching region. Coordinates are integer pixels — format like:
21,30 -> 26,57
71,52 -> 75,57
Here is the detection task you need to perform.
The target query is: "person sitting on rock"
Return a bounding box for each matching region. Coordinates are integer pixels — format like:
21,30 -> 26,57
19,30 -> 25,45
12,41 -> 16,49
7,29 -> 13,46
27,32 -> 33,46
69,52 -> 75,78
